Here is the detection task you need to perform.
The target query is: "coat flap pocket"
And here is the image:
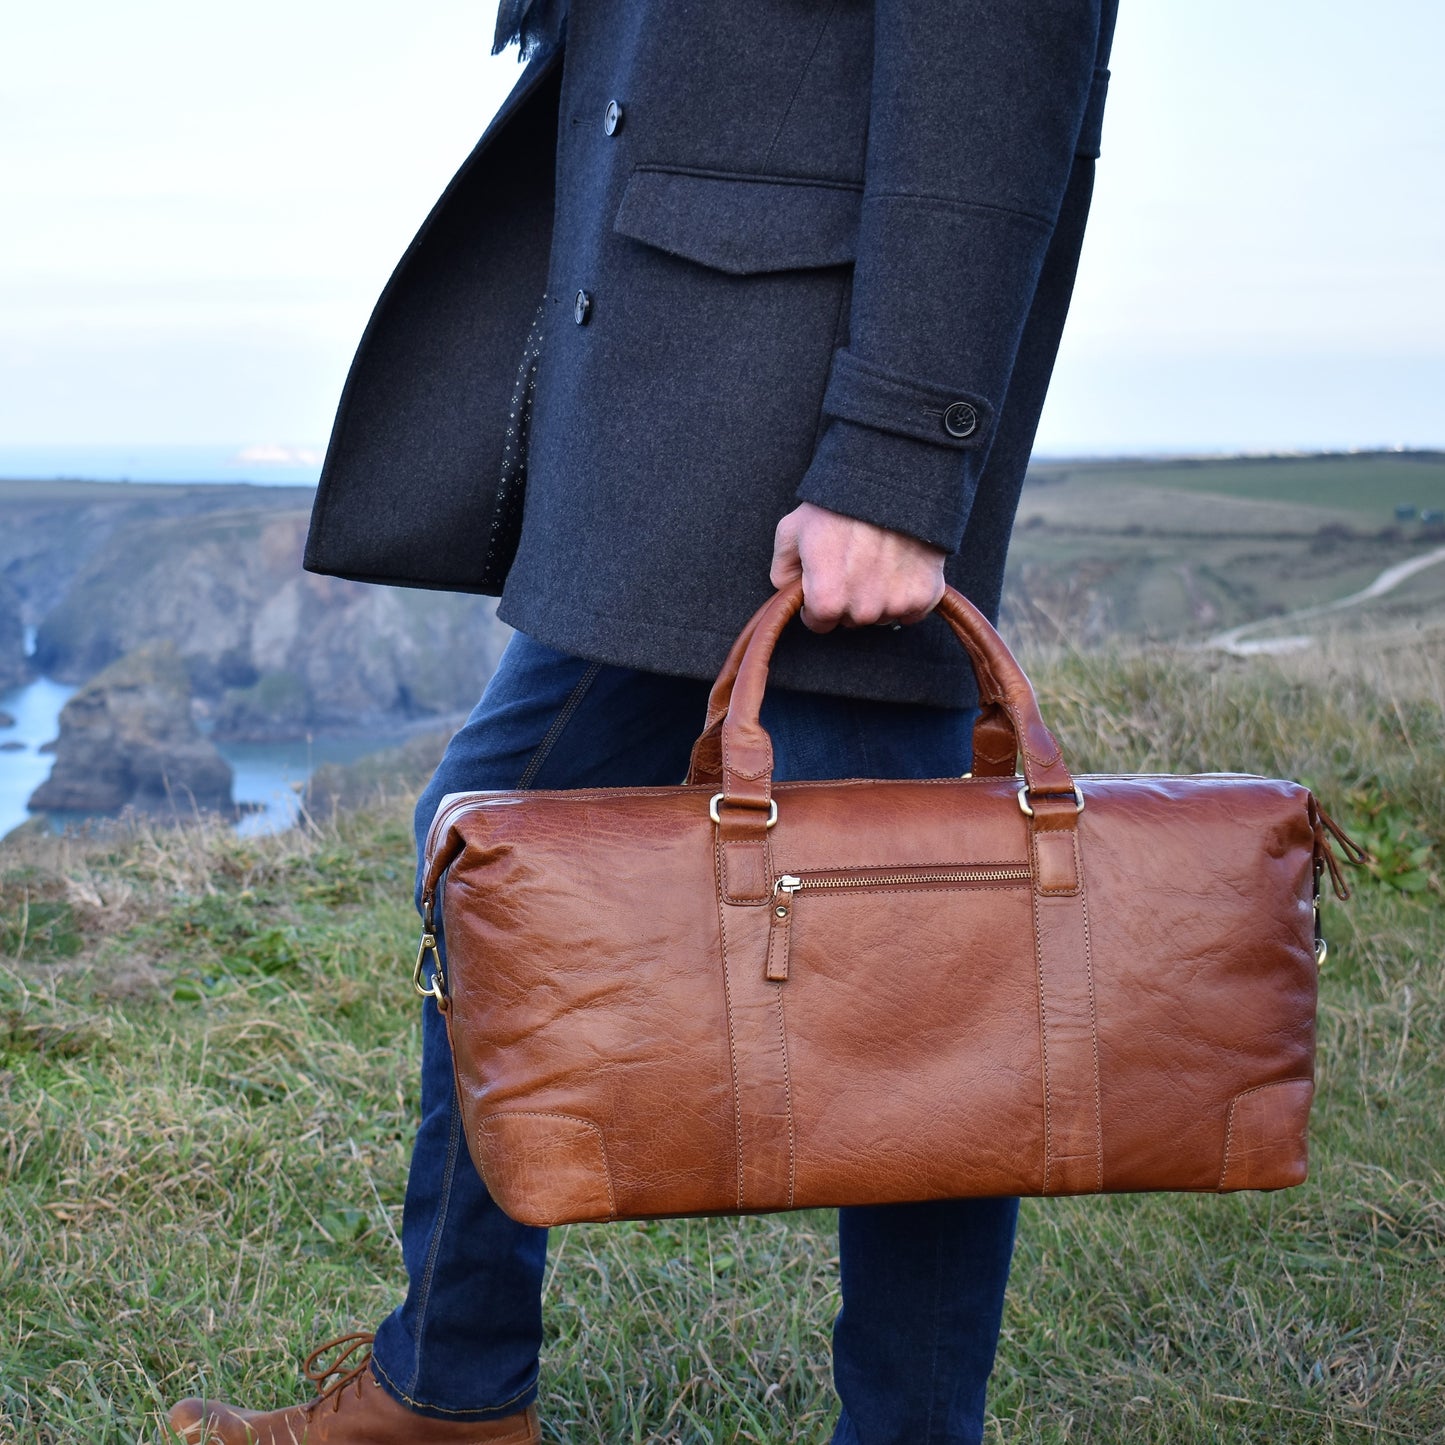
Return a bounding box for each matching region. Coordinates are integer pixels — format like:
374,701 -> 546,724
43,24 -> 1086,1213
613,165 -> 861,275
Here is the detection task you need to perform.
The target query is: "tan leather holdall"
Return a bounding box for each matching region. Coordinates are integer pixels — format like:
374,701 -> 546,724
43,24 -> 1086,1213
418,581 -> 1361,1227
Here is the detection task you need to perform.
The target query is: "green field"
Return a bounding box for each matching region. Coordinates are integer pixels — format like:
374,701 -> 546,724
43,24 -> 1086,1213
3,626 -> 1442,1443
1004,452 -> 1445,646
1028,452 -> 1445,524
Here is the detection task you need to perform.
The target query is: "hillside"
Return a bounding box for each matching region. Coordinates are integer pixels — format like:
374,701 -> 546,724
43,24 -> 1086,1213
0,479 -> 313,631
2,624 -> 1441,1442
1004,451 -> 1445,644
34,507 -> 511,735
0,481 -> 512,743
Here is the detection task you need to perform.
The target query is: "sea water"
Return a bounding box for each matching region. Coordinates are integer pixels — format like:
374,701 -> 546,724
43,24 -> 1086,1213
0,668 -> 405,841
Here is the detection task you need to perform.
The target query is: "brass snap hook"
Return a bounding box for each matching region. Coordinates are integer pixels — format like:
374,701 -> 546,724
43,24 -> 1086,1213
412,931 -> 448,1007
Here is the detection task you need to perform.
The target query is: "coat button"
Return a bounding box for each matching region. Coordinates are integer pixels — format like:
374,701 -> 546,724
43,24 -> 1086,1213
604,99 -> 623,135
574,289 -> 592,325
943,401 -> 978,438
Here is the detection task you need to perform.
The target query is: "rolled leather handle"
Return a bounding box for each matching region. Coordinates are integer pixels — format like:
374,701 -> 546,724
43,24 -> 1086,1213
685,587 -> 793,788
694,581 -> 1077,812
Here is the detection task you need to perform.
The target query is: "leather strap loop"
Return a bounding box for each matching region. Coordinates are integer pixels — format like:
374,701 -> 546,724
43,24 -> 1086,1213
686,588 -> 783,787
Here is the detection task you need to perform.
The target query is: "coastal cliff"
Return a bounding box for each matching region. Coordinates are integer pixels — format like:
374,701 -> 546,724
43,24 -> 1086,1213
0,579 -> 28,690
32,507 -> 510,739
27,642 -> 234,816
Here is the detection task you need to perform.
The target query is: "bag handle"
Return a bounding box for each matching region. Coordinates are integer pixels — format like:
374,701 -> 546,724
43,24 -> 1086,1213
686,581 -> 1076,805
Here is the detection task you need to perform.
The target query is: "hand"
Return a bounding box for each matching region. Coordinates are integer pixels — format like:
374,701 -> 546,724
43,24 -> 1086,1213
769,501 -> 948,634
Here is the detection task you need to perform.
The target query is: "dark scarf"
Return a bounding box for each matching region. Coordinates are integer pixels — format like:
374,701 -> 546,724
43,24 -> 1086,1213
492,0 -> 568,59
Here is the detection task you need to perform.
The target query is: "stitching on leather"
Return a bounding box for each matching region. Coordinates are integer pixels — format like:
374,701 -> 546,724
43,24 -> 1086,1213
1217,1079 -> 1311,1190
478,1111 -> 616,1220
763,884 -> 1029,900
1079,881 -> 1104,1192
1011,704 -> 1064,770
464,787 -> 690,804
1030,828 -> 1053,1195
515,660 -> 602,789
715,831 -> 747,1211
721,839 -> 772,906
720,668 -> 775,784
721,711 -> 775,782
482,777 -> 1037,802
774,857 -> 1028,875
1038,830 -> 1081,897
727,760 -> 775,780
775,985 -> 797,1208
371,1352 -> 535,1420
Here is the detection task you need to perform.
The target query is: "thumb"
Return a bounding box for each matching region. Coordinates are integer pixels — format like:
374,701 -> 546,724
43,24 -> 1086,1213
769,513 -> 802,588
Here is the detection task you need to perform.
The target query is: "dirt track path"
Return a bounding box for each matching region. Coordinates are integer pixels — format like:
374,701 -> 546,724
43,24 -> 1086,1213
1207,543 -> 1445,655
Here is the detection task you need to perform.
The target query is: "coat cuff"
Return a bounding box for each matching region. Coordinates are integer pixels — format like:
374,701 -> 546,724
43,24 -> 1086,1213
794,416 -> 979,555
819,347 -> 996,452
793,348 -> 996,553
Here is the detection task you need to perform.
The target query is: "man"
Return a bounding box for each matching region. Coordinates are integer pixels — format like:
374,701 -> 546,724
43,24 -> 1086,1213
170,1 -> 1117,1440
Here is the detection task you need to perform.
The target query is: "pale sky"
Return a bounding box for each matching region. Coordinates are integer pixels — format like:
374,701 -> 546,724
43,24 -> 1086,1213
1,0 -> 1441,460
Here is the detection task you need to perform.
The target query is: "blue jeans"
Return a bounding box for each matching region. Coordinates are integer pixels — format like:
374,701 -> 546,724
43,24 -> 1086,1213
370,630 -> 1018,1445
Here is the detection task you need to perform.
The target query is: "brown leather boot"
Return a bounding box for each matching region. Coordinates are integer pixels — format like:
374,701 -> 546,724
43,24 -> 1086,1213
167,1333 -> 541,1444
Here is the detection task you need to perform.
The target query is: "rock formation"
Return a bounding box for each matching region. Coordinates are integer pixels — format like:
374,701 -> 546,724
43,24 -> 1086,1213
0,477 -> 311,630
33,509 -> 511,740
0,578 -> 29,690
27,642 -> 234,817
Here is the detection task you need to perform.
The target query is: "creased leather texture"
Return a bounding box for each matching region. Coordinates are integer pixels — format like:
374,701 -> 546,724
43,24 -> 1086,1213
425,583 -> 1335,1225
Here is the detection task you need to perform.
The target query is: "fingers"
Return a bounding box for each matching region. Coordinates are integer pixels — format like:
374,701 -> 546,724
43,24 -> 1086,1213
801,580 -> 938,632
771,501 -> 947,633
800,581 -> 846,634
828,576 -> 946,630
891,575 -> 947,628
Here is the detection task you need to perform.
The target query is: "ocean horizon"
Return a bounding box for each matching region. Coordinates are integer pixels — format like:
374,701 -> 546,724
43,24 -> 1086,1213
0,444 -> 323,487
3,442 -> 1434,492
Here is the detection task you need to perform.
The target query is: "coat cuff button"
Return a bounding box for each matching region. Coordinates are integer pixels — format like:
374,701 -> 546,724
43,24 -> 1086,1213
943,401 -> 978,439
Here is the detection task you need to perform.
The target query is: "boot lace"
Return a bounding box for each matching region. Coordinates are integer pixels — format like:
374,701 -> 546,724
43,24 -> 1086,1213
300,1332 -> 377,1416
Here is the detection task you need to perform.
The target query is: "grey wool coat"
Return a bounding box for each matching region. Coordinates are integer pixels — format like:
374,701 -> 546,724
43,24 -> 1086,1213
304,0 -> 1119,709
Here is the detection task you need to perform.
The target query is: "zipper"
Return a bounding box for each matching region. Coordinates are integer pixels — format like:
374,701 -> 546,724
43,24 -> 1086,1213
766,864 -> 1031,982
420,793 -> 514,931
423,795 -> 489,888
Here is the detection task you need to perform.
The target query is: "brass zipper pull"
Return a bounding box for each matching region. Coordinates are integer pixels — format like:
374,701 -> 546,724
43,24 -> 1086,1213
767,874 -> 802,982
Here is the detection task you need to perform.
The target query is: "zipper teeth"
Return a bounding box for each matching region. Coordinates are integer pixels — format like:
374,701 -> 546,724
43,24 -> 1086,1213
794,867 -> 1030,888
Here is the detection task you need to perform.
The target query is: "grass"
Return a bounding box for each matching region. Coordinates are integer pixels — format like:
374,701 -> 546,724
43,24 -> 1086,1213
2,628 -> 1443,1443
1005,458 -> 1445,644
1027,452 -> 1445,525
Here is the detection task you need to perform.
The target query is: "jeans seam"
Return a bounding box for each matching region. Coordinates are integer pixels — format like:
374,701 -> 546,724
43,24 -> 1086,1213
405,1071 -> 463,1394
515,660 -> 603,788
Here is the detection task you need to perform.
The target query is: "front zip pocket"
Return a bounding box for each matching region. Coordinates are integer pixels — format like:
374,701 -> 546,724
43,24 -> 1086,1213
765,864 -> 1032,982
